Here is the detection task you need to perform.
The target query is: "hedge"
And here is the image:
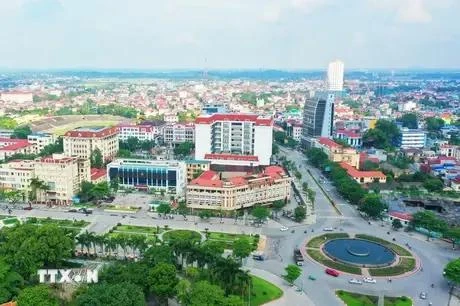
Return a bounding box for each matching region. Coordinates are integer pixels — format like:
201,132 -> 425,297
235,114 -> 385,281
354,234 -> 412,257
368,258 -> 416,277
306,233 -> 349,248
307,249 -> 361,275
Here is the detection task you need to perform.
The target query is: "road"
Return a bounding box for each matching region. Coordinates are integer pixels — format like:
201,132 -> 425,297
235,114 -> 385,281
245,147 -> 458,306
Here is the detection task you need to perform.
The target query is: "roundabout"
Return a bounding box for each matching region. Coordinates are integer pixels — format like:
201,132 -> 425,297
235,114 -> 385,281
305,233 -> 417,277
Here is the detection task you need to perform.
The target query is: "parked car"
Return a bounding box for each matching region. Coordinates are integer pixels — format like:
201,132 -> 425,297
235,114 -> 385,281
280,226 -> 289,231
419,292 -> 427,300
23,206 -> 33,210
363,277 -> 377,284
67,208 -> 77,212
323,227 -> 334,232
349,278 -> 363,285
325,268 -> 339,277
252,252 -> 265,261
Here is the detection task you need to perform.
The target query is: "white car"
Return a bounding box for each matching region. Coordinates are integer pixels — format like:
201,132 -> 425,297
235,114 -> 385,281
323,227 -> 334,232
363,277 -> 377,284
348,278 -> 363,285
280,226 -> 289,231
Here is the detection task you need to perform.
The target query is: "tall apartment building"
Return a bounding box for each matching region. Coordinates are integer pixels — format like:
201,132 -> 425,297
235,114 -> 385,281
327,60 -> 344,92
186,166 -> 291,211
27,132 -> 56,154
33,154 -> 90,204
195,114 -> 273,166
117,124 -> 162,142
63,127 -> 119,162
301,93 -> 335,148
106,159 -> 187,196
398,128 -> 427,149
0,160 -> 35,195
163,123 -> 195,145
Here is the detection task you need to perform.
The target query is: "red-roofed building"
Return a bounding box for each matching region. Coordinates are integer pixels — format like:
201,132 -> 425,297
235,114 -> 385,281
117,123 -> 162,141
91,168 -> 107,184
314,137 -> 360,169
195,113 -> 274,166
339,162 -> 387,184
63,126 -> 119,162
335,129 -> 362,147
187,165 -> 291,210
0,138 -> 33,160
387,211 -> 413,227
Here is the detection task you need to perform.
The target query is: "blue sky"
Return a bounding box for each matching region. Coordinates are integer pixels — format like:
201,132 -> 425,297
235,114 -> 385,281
1,0 -> 459,69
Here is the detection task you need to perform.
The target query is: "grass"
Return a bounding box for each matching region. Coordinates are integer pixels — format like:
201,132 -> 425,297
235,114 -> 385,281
163,230 -> 202,243
104,205 -> 140,212
114,225 -> 161,235
206,232 -> 259,250
2,218 -> 19,225
37,218 -> 89,228
354,234 -> 412,257
307,249 -> 362,275
384,296 -> 412,306
0,215 -> 12,220
249,275 -> 283,306
306,233 -> 349,248
336,290 -> 378,306
368,258 -> 416,277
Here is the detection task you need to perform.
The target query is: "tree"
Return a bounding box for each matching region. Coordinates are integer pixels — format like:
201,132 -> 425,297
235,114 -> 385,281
188,281 -> 226,306
127,137 -> 140,152
157,203 -> 171,215
425,117 -> 444,134
142,245 -> 174,266
410,211 -> 448,235
283,264 -> 302,285
307,189 -> 316,204
117,149 -> 131,158
199,210 -> 212,220
305,148 -> 328,167
444,258 -> 460,285
0,259 -> 23,304
232,237 -> 252,261
16,285 -> 59,306
363,119 -> 400,149
176,279 -> 191,305
445,227 -> 460,248
12,125 -> 32,139
423,178 -> 444,192
192,169 -> 204,179
294,206 -> 307,222
272,200 -> 285,218
174,142 -> 194,156
362,160 -> 379,171
392,219 -> 403,231
399,113 -> 418,129
78,181 -> 95,203
90,148 -> 104,168
0,117 -> 17,129
272,143 -> 280,155
358,194 -> 387,219
148,263 -> 178,305
251,206 -> 269,224
177,201 -> 188,216
75,282 -> 146,306
0,224 -> 74,279
110,177 -> 119,192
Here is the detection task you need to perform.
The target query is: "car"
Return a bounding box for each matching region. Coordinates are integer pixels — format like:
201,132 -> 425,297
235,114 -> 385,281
323,227 -> 334,232
23,206 -> 33,210
419,292 -> 427,300
363,277 -> 377,284
325,268 -> 339,277
67,208 -> 77,212
349,278 -> 363,285
308,275 -> 316,281
280,226 -> 289,231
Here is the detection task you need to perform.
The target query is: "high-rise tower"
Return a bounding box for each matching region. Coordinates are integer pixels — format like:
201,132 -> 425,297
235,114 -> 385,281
327,60 -> 344,92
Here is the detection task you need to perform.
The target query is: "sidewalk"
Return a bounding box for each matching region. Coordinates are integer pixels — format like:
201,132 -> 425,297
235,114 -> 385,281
247,267 -> 315,306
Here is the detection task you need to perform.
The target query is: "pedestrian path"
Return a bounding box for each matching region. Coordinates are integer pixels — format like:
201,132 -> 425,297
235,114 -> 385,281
247,267 -> 315,306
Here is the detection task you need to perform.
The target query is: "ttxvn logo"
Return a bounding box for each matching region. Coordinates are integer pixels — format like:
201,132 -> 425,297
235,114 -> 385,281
37,269 -> 98,284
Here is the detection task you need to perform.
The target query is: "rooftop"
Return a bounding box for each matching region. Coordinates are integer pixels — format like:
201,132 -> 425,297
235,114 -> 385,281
91,168 -> 107,181
204,153 -> 259,162
318,137 -> 342,149
195,113 -> 273,126
0,139 -> 31,151
64,126 -> 118,138
339,162 -> 386,179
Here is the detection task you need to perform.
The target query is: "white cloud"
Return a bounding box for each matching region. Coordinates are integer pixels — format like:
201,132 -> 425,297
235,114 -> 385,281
397,0 -> 432,23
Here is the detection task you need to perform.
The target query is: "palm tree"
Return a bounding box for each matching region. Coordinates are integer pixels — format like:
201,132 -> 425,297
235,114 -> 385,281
75,233 -> 87,253
29,178 -> 49,204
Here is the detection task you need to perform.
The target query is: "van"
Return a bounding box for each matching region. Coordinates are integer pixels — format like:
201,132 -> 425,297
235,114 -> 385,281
325,268 -> 339,277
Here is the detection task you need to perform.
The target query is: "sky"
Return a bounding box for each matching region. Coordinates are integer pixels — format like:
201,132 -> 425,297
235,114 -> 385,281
0,0 -> 459,70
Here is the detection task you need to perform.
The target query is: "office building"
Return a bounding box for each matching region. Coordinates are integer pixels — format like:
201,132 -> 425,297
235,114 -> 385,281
327,60 -> 344,92
0,138 -> 33,161
27,133 -> 56,154
185,160 -> 211,181
163,123 -> 195,145
186,166 -> 291,211
195,113 -> 273,166
313,137 -> 360,169
106,159 -> 187,196
117,124 -> 159,142
202,104 -> 228,114
63,126 -> 119,162
286,120 -> 303,142
301,93 -> 335,148
34,154 -> 91,205
335,129 -> 362,148
399,128 -> 427,149
0,160 -> 35,196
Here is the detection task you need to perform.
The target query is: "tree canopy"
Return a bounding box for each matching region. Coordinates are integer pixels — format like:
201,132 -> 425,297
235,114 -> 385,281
251,206 -> 270,224
174,142 -> 194,157
90,148 -> 104,169
444,258 -> 460,285
410,211 -> 448,234
358,194 -> 387,219
16,285 -> 59,306
399,113 -> 418,129
75,282 -> 146,306
363,119 -> 400,149
283,264 -> 302,285
12,125 -> 32,139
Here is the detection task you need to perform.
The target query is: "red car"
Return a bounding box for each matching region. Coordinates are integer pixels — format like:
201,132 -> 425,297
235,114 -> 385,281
325,268 -> 340,277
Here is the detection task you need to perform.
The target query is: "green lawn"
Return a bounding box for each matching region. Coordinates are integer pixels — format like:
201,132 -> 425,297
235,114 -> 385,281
163,230 -> 202,243
307,233 -> 349,248
307,249 -> 362,275
38,218 -> 89,228
2,218 -> 19,225
206,232 -> 259,250
250,275 -> 283,306
354,234 -> 412,257
104,205 -> 140,212
0,215 -> 12,220
369,257 -> 416,277
384,296 -> 412,306
114,225 -> 162,235
336,290 -> 378,306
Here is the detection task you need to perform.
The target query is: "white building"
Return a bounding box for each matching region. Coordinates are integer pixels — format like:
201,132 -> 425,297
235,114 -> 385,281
327,60 -> 344,92
63,127 -> 119,162
195,113 -> 273,166
106,159 -> 187,196
399,128 -> 427,149
164,113 -> 178,123
27,133 -> 56,154
117,124 -> 157,142
163,123 -> 195,144
0,91 -> 33,104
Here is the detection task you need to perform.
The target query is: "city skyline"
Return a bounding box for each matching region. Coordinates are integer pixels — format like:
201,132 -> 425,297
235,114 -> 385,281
1,0 -> 459,70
